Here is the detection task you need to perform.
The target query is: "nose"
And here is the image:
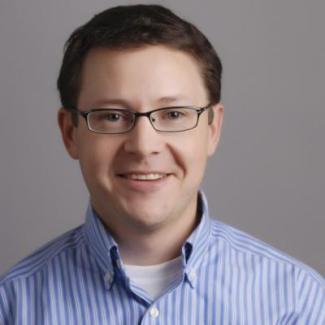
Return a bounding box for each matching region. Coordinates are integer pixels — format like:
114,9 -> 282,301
123,115 -> 163,156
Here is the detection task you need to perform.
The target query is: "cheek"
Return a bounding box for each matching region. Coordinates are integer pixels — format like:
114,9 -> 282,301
78,140 -> 117,181
170,133 -> 210,177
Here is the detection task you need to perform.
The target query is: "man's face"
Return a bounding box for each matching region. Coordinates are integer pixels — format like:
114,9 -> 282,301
59,45 -> 223,235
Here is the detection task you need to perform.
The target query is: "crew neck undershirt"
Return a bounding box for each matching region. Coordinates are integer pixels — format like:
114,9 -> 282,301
124,256 -> 183,300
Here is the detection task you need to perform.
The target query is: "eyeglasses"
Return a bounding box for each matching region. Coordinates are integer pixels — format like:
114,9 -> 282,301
68,104 -> 212,134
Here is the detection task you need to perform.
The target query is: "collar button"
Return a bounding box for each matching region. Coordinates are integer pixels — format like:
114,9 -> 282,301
188,270 -> 196,282
105,271 -> 114,284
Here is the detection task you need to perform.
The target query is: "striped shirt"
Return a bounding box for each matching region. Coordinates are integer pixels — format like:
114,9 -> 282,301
1,192 -> 324,324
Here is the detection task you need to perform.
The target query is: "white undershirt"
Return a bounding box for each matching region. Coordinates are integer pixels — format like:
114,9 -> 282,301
124,256 -> 183,300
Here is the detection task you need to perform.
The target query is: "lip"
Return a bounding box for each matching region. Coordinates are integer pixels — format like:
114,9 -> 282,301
118,172 -> 168,179
117,170 -> 171,177
116,172 -> 172,193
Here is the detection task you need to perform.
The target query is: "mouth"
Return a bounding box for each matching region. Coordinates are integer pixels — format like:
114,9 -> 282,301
116,172 -> 171,193
117,172 -> 170,181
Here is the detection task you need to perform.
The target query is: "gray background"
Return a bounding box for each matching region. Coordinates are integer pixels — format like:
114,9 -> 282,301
0,0 -> 324,275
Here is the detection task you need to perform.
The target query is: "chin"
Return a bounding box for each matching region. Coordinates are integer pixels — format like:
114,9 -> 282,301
122,204 -> 171,228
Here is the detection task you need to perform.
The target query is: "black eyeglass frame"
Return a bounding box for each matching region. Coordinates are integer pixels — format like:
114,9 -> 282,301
66,103 -> 213,134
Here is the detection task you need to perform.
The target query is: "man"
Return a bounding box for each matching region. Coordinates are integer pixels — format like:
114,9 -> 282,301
0,4 -> 324,324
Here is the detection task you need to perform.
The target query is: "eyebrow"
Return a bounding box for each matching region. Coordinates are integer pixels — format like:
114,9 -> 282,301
91,96 -> 192,108
156,96 -> 191,105
92,98 -> 130,108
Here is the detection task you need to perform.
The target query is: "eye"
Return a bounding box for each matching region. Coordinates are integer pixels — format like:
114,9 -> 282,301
165,110 -> 185,119
95,110 -> 131,123
104,112 -> 122,121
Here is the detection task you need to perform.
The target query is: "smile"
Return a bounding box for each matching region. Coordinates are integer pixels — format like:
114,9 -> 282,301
119,173 -> 169,181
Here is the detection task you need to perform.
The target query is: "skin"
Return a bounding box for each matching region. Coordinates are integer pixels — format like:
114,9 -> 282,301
58,45 -> 224,265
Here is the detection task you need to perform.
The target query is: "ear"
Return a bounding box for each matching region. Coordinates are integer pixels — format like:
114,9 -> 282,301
57,108 -> 80,160
207,103 -> 224,156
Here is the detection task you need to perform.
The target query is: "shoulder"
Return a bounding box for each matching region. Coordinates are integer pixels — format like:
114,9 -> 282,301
0,225 -> 88,323
209,218 -> 324,286
0,225 -> 85,286
207,219 -> 324,322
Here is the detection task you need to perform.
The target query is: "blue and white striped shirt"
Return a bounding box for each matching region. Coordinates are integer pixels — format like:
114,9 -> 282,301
1,192 -> 324,324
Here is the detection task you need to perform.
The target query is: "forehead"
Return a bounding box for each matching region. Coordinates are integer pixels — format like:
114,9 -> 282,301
78,45 -> 208,108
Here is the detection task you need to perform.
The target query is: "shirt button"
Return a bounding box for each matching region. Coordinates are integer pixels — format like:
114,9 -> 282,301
105,272 -> 113,284
116,259 -> 122,269
188,270 -> 196,282
149,306 -> 159,318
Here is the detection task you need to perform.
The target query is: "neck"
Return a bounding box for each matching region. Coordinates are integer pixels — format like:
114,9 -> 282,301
96,197 -> 201,266
117,220 -> 196,266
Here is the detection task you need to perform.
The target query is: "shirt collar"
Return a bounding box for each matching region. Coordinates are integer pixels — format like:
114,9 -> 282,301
83,205 -> 118,275
83,190 -> 213,288
182,191 -> 212,287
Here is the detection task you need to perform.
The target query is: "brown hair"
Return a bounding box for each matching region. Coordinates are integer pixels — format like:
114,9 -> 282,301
57,4 -> 222,125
